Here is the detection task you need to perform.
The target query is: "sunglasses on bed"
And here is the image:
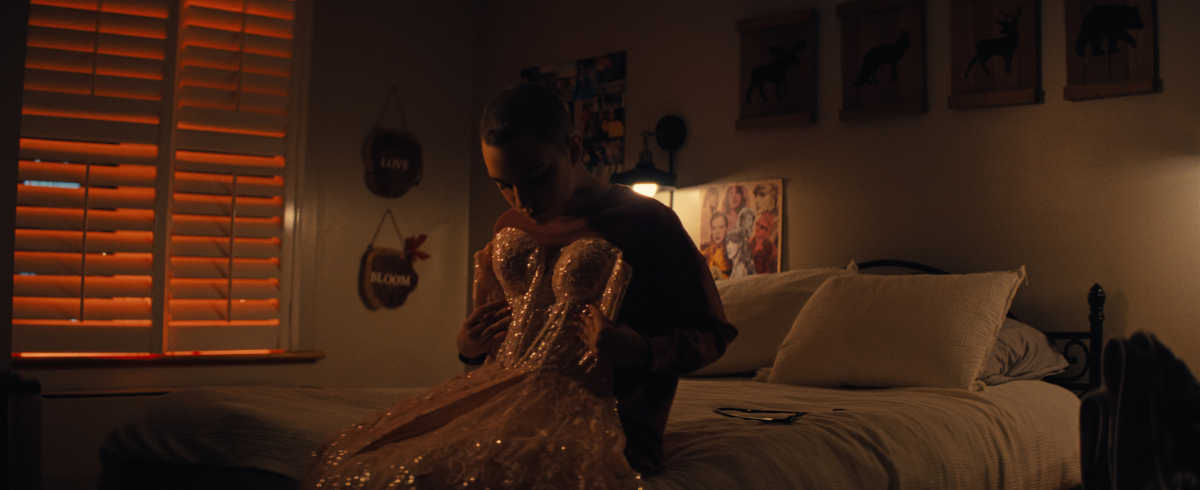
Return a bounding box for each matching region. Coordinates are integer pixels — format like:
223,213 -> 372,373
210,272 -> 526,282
713,408 -> 807,424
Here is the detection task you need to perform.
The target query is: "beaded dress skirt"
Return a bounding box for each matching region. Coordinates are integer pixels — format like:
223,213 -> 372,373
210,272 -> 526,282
303,227 -> 642,490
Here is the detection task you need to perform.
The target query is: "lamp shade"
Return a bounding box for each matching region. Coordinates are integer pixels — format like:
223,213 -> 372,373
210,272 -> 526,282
611,122 -> 680,196
611,162 -> 677,196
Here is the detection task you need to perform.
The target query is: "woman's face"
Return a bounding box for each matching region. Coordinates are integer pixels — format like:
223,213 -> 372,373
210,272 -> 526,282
710,215 -> 727,243
739,212 -> 754,231
727,187 -> 744,209
482,134 -> 582,225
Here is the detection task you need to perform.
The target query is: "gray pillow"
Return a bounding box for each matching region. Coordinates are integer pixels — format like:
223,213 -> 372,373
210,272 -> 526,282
979,318 -> 1070,385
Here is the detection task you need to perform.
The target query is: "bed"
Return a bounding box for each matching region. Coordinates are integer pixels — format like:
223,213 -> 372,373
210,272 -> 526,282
98,261 -> 1103,490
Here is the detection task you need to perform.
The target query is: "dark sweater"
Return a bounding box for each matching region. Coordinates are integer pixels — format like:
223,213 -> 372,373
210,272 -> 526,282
492,184 -> 738,475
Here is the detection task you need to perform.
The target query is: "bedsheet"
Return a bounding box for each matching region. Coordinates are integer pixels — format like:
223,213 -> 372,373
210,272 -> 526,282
648,379 -> 1081,490
100,379 -> 1081,490
101,386 -> 427,481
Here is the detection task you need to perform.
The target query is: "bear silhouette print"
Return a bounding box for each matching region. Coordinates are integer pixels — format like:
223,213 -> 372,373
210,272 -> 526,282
1075,4 -> 1144,57
853,31 -> 910,87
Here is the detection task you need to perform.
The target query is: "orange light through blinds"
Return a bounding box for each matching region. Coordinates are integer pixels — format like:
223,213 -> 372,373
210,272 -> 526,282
168,0 -> 295,351
15,0 -> 169,354
14,0 -> 299,357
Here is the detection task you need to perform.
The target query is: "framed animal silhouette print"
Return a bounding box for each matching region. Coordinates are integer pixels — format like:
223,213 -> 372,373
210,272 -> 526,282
838,0 -> 927,121
736,9 -> 818,130
949,0 -> 1042,109
1063,0 -> 1160,100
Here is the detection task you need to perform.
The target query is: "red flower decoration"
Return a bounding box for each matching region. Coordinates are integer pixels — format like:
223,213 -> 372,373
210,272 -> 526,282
405,234 -> 430,261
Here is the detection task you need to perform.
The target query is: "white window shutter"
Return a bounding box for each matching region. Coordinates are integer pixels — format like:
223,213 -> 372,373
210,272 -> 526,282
166,0 -> 295,351
13,0 -> 300,356
15,0 -> 171,354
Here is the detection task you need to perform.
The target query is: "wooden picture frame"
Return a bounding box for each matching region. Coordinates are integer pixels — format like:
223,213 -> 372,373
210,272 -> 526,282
838,0 -> 926,122
949,0 -> 1042,109
736,10 -> 818,130
1063,0 -> 1160,101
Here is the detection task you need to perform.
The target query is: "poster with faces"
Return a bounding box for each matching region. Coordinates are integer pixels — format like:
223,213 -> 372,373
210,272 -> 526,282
698,179 -> 783,281
520,51 -> 627,178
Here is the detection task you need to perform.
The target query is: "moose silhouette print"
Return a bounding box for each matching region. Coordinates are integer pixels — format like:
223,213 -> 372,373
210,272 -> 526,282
746,42 -> 807,103
964,8 -> 1021,77
852,31 -> 910,87
1075,4 -> 1144,56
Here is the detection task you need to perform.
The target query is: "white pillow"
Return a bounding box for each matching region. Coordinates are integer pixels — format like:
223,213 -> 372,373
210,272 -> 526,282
979,317 -> 1070,385
768,267 -> 1026,391
691,267 -> 857,376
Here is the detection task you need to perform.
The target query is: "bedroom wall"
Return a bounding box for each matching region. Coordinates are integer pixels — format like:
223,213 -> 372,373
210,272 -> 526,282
468,0 -> 1200,369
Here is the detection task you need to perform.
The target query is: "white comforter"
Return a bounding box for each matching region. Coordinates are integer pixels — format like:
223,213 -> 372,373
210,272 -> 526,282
648,379 -> 1081,490
102,379 -> 1081,490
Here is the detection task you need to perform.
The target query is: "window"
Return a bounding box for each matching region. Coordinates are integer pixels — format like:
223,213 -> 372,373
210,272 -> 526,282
13,0 -> 306,358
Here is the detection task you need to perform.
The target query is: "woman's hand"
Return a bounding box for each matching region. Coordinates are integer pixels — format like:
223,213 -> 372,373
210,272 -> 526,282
458,300 -> 512,360
577,304 -> 651,367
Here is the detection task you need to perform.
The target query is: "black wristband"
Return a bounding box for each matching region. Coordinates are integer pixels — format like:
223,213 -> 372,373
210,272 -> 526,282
458,353 -> 487,366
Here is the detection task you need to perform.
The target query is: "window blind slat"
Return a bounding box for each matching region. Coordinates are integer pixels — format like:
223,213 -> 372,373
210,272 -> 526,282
169,278 -> 278,299
19,161 -> 157,187
241,72 -> 288,96
238,92 -> 288,115
23,91 -> 161,124
20,115 -> 160,145
18,185 -> 156,209
15,251 -> 154,275
95,54 -> 164,80
16,207 -> 156,232
97,32 -> 167,59
174,130 -> 286,156
25,25 -> 96,53
172,193 -> 282,217
19,138 -> 159,163
171,236 -> 280,258
15,229 -> 155,253
96,75 -> 164,100
14,275 -> 153,298
29,5 -> 168,39
169,257 -> 280,279
15,297 -> 152,320
24,46 -> 94,74
170,214 -> 281,237
177,106 -> 287,137
178,85 -> 237,111
175,153 -> 283,170
169,298 -> 278,321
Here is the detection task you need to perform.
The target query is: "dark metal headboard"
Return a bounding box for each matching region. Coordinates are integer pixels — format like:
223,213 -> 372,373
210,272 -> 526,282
857,260 -> 1105,397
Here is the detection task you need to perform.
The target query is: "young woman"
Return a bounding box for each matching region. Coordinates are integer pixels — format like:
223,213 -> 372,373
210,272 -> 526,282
304,84 -> 736,490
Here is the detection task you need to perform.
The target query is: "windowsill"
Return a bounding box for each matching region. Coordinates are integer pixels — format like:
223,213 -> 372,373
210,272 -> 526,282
12,351 -> 326,369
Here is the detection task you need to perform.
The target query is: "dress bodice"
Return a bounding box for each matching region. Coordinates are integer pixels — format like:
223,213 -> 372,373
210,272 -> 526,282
485,227 -> 631,376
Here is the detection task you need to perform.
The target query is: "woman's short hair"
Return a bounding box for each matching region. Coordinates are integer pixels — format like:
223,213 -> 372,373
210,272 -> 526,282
481,84 -> 574,148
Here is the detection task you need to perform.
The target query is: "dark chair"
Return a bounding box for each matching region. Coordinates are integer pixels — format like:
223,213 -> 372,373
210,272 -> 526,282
1080,332 -> 1200,490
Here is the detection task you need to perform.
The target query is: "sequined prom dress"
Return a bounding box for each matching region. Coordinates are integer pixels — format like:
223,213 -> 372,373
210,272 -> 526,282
303,227 -> 642,490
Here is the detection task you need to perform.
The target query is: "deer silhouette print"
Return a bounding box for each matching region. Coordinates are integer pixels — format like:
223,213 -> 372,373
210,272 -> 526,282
746,42 -> 807,103
964,8 -> 1021,78
1075,4 -> 1143,57
852,31 -> 910,87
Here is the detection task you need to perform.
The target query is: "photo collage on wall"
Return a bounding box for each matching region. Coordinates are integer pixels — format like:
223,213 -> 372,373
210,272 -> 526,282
521,51 -> 626,177
698,179 -> 783,281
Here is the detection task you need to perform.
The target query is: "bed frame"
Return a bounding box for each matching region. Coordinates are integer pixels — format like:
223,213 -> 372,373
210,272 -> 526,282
857,260 -> 1104,397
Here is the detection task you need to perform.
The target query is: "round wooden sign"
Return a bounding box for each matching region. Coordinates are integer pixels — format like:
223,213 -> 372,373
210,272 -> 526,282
362,129 -> 423,198
359,246 -> 419,310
